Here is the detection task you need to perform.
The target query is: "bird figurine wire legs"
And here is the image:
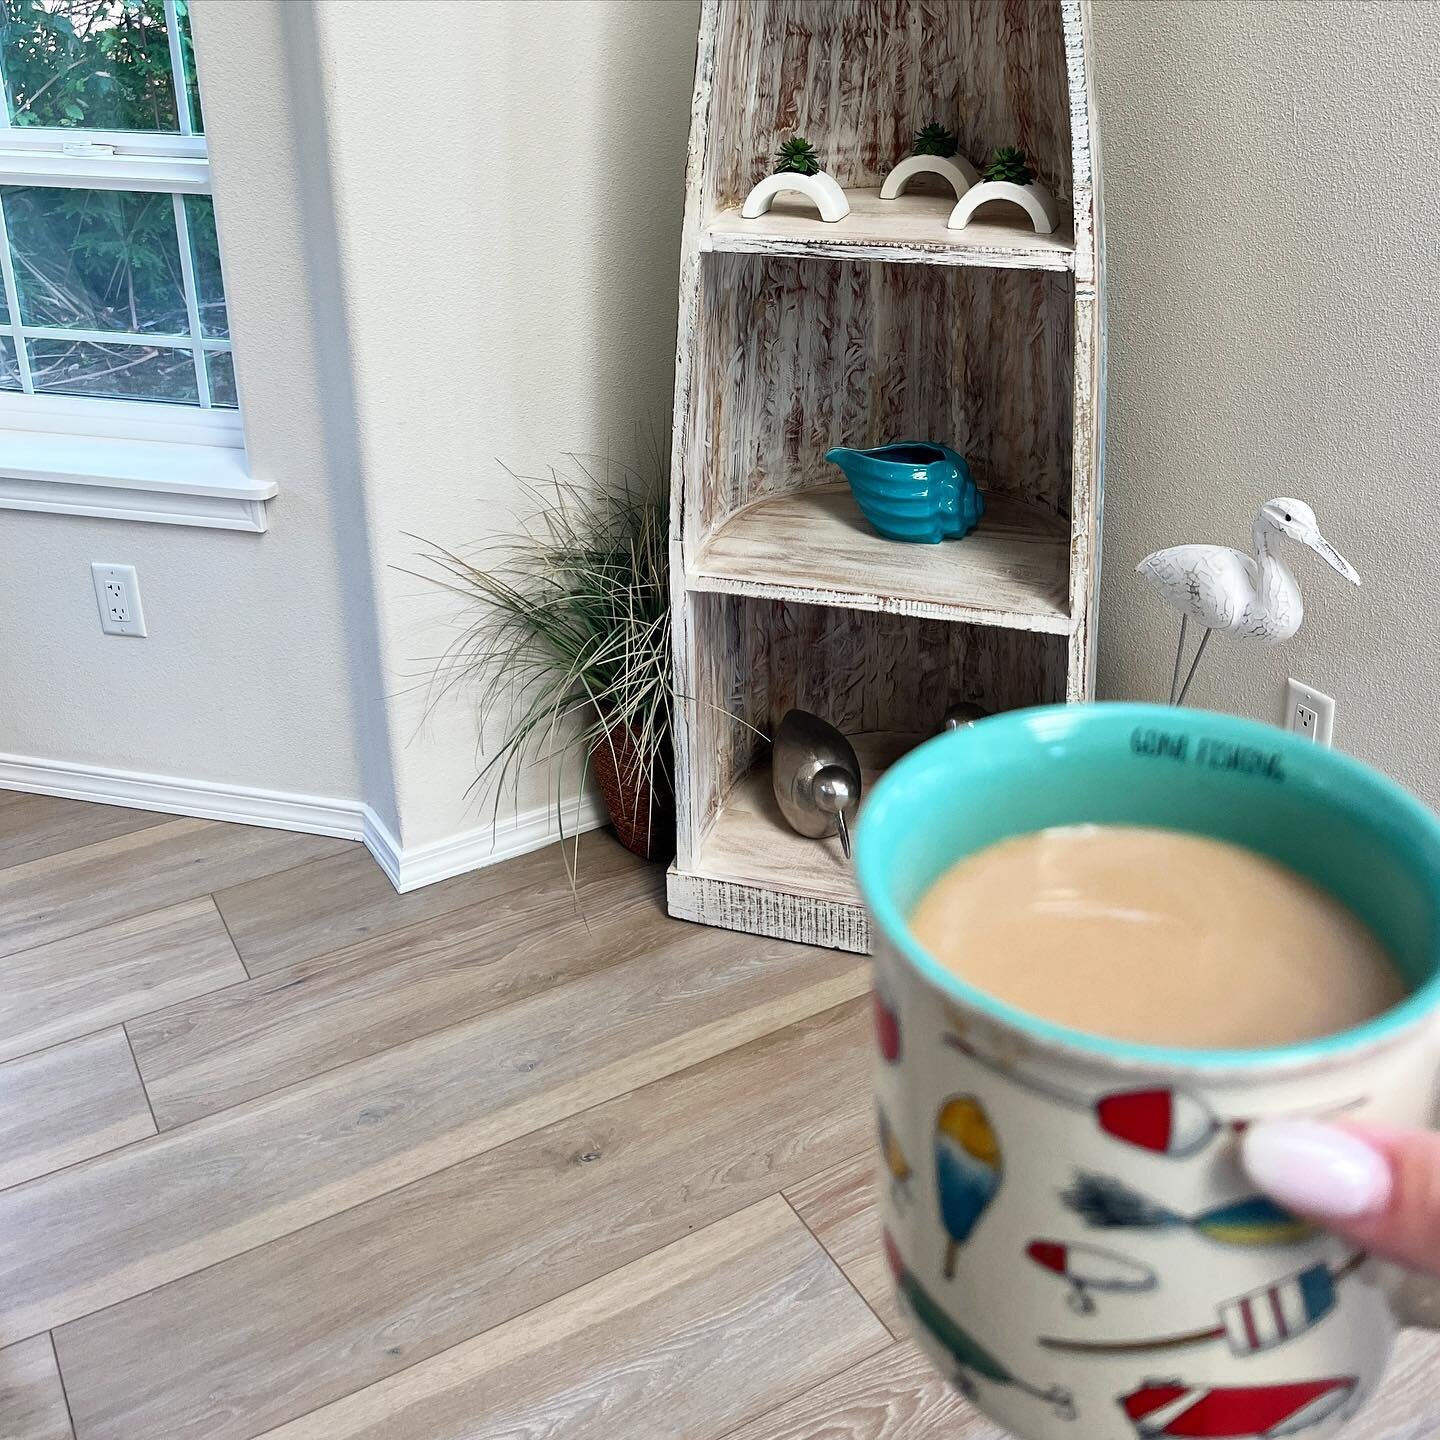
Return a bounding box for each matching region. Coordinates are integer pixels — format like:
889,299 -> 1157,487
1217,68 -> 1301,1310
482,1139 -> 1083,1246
1138,498 -> 1360,706
1168,616 -> 1214,705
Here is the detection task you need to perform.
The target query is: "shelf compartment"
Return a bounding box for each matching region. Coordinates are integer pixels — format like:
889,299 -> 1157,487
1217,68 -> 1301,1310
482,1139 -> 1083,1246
668,732 -> 915,952
689,483 -> 1072,632
702,189 -> 1075,273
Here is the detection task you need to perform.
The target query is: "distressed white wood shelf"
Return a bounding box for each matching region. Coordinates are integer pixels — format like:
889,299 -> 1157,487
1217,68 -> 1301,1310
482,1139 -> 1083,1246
689,483 -> 1071,632
703,188 -> 1076,272
670,733 -> 916,950
666,0 -> 1105,953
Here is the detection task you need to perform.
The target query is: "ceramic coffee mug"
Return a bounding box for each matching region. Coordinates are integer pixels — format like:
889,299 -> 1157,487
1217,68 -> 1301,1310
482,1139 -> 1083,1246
855,702 -> 1440,1440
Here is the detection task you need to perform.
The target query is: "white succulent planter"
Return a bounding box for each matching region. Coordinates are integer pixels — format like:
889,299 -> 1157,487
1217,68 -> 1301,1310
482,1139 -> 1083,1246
879,152 -> 980,201
947,178 -> 1061,235
740,169 -> 850,223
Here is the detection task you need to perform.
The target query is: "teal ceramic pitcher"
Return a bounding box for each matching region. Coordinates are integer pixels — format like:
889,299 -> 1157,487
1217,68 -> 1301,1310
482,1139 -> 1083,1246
824,441 -> 985,544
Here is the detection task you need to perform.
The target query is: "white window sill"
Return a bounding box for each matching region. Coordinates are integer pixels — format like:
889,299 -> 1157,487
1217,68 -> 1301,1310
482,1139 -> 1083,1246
0,431 -> 275,532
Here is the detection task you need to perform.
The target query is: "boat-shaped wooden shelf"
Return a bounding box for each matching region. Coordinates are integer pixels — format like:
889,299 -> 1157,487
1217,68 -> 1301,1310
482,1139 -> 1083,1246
666,0 -> 1104,953
702,188 -> 1076,273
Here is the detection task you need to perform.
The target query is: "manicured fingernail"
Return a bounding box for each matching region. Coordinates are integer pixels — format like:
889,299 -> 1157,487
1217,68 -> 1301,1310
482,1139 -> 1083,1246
1242,1120 -> 1391,1220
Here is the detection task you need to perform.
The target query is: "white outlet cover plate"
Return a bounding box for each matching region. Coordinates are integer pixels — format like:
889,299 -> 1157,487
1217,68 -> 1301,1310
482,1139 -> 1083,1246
91,561 -> 147,637
1284,676 -> 1334,746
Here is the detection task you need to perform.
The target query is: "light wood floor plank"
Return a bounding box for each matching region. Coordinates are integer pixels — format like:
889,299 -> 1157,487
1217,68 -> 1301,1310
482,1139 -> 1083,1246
129,861 -> 665,1128
1353,1331 -> 1440,1438
0,819 -> 353,959
0,899 -> 244,1065
6,924 -> 867,1345
213,830 -> 643,976
0,1335 -> 73,1440
54,999 -> 871,1440
719,1341 -> 994,1440
786,1149 -> 900,1335
256,1195 -> 889,1440
0,792 -> 171,873
0,1030 -> 154,1191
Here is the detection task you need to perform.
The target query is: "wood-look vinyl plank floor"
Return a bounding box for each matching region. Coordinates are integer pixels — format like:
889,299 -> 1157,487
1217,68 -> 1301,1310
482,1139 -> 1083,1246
128,860 -> 666,1128
718,1341 -> 991,1440
253,1196 -> 891,1440
786,1149 -> 902,1337
0,819 -> 352,959
0,1334 -> 74,1440
5,793 -> 1436,1440
0,898 -> 245,1065
212,830 -> 643,977
0,793 -> 172,872
0,1029 -> 154,1191
55,1000 -> 871,1440
5,922 -> 867,1344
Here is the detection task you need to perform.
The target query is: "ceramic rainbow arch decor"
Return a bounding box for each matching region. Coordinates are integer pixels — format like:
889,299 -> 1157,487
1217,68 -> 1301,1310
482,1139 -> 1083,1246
948,178 -> 1061,235
740,170 -> 850,223
880,152 -> 981,201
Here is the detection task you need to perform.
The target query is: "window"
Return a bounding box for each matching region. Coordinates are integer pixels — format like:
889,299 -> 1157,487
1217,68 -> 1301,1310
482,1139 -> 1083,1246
0,0 -> 272,531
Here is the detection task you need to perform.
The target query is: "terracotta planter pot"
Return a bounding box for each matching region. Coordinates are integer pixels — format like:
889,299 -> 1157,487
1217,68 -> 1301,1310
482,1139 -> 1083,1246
590,720 -> 674,862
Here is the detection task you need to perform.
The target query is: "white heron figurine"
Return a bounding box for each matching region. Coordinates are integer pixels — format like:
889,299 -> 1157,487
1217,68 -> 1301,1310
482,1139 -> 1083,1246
1138,497 -> 1361,705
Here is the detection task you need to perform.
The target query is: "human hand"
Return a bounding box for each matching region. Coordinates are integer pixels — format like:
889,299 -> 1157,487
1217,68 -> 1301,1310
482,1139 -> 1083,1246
1243,1120 -> 1440,1278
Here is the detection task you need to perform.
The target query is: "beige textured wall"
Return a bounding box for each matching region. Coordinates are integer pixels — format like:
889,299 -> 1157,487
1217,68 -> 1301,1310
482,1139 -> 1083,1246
1091,1 -> 1440,804
5,0 -> 1434,856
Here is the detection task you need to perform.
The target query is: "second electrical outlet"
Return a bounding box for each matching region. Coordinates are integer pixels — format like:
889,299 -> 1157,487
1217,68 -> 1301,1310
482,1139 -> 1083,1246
1284,677 -> 1335,746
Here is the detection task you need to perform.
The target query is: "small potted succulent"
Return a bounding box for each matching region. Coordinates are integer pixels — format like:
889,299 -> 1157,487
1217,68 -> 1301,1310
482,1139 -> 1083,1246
948,144 -> 1060,235
880,121 -> 979,201
741,134 -> 850,222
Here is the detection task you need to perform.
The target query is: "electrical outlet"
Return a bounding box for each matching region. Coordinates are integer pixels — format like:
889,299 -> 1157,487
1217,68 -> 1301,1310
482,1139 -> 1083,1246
1284,677 -> 1334,746
91,562 -> 147,637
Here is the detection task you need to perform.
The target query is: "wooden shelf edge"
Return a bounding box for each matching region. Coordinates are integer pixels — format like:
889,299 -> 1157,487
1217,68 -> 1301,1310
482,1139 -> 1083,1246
701,189 -> 1076,274
700,230 -> 1074,274
667,866 -> 870,955
683,567 -> 1074,634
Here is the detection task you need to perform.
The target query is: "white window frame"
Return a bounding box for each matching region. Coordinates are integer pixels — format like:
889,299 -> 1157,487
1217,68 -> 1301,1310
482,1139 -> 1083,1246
0,1 -> 273,532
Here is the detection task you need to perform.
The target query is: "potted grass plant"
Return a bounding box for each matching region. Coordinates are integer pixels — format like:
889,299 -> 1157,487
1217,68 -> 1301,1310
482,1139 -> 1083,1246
413,449 -> 675,863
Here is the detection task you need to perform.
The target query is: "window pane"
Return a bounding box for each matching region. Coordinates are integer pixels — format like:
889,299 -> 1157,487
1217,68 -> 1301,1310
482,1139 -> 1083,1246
204,347 -> 232,406
173,0 -> 200,132
0,335 -> 20,388
1,0 -> 182,131
4,185 -> 187,334
27,334 -> 197,401
183,194 -> 225,336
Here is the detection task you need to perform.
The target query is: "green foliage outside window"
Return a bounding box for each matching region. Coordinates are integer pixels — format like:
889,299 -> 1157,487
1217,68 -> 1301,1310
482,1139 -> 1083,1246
0,1 -> 229,403
0,0 -> 198,132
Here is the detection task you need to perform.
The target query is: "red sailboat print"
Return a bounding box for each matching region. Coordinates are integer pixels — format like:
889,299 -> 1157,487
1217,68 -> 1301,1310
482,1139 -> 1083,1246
1120,1377 -> 1356,1437
943,1032 -> 1357,1159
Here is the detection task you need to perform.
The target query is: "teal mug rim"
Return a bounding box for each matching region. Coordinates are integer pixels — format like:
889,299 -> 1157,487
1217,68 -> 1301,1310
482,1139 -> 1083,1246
855,701 -> 1440,1072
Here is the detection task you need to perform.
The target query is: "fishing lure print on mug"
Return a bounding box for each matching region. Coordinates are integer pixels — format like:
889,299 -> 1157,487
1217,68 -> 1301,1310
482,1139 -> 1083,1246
856,703 -> 1440,1440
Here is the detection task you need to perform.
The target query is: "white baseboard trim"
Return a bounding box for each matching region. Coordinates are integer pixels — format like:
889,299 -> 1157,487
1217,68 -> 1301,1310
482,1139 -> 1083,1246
0,751 -> 365,839
362,794 -> 608,893
0,750 -> 608,893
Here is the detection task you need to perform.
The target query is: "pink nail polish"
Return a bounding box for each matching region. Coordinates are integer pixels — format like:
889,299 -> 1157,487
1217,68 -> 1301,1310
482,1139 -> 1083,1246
1242,1120 -> 1392,1220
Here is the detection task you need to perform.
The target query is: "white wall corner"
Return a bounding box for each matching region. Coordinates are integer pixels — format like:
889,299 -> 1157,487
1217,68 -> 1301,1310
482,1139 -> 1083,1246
362,793 -> 609,894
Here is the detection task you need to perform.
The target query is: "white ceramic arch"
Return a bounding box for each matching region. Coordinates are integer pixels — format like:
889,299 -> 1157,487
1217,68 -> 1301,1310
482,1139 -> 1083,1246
947,178 -> 1060,235
740,170 -> 850,223
879,152 -> 980,201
